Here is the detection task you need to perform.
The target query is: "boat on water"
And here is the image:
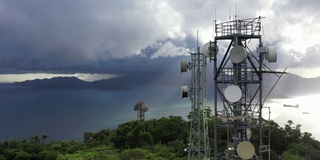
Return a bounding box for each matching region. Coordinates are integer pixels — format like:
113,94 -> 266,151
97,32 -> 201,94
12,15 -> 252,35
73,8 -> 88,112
283,104 -> 299,108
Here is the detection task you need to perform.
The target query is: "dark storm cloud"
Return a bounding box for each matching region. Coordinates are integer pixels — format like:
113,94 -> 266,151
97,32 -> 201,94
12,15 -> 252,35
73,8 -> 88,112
0,0 -> 319,76
0,0 -> 192,73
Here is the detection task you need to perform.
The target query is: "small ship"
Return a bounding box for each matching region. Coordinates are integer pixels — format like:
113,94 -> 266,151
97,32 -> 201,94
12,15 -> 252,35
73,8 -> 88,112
283,104 -> 299,108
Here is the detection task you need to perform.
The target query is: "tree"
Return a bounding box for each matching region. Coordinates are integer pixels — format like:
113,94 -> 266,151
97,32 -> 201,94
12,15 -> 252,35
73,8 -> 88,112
42,134 -> 48,143
111,121 -> 153,150
285,120 -> 302,143
268,120 -> 288,154
281,151 -> 304,160
14,150 -> 32,160
167,139 -> 187,157
94,129 -> 110,142
146,116 -> 188,144
118,148 -> 148,160
83,132 -> 95,143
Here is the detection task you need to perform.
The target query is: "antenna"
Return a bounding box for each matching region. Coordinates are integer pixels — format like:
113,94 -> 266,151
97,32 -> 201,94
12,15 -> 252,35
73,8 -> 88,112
229,7 -> 231,21
214,8 -> 217,38
197,30 -> 199,49
210,14 -> 278,160
259,5 -> 261,16
180,33 -> 210,159
215,8 -> 217,21
133,101 -> 149,124
235,3 -> 237,20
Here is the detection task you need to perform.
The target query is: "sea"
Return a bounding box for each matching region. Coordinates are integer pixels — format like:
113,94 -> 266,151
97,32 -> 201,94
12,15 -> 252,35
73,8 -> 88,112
264,94 -> 320,141
0,84 -> 319,142
0,85 -> 190,141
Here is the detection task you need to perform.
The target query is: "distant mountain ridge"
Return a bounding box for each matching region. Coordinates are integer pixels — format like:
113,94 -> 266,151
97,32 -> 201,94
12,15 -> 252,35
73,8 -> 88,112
6,72 -> 320,94
12,77 -> 132,91
264,73 -> 320,96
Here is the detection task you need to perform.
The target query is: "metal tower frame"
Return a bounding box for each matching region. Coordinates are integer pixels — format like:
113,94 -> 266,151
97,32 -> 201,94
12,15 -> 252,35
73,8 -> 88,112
189,46 -> 210,160
182,45 -> 210,160
212,16 -> 270,160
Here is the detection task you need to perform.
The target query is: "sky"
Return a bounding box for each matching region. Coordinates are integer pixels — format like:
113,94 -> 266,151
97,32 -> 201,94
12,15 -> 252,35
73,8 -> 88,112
0,0 -> 320,80
0,0 -> 320,141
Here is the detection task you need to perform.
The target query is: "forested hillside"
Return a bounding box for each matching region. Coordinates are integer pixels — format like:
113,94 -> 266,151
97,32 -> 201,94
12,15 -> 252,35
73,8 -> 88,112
0,116 -> 319,160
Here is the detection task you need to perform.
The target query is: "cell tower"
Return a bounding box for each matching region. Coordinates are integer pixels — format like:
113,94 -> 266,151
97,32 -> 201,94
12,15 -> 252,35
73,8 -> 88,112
181,45 -> 210,160
134,101 -> 149,123
204,16 -> 278,159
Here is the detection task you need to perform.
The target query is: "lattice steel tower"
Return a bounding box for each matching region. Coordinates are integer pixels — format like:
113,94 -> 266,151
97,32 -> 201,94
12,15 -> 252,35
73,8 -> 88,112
181,45 -> 210,160
203,16 -> 277,160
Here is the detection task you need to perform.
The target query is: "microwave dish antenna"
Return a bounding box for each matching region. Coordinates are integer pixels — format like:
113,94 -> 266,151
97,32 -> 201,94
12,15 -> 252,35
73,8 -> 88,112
180,61 -> 189,72
211,15 -> 281,160
224,85 -> 242,102
266,46 -> 277,62
181,85 -> 189,98
237,141 -> 255,159
134,101 -> 149,123
203,41 -> 219,60
230,45 -> 247,64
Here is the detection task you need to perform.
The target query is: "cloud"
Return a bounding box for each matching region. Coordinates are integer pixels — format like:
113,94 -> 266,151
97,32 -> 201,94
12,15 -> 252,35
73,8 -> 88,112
300,44 -> 320,68
0,1 -> 189,68
0,73 -> 122,83
140,39 -> 190,59
267,0 -> 320,65
0,0 -> 319,76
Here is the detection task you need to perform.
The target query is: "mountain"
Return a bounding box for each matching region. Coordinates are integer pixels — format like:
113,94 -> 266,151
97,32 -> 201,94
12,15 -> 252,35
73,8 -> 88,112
8,72 -> 320,95
264,73 -> 320,96
12,77 -> 132,91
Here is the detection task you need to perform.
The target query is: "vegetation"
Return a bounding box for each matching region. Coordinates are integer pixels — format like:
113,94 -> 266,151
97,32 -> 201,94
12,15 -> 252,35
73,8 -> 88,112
0,116 -> 319,160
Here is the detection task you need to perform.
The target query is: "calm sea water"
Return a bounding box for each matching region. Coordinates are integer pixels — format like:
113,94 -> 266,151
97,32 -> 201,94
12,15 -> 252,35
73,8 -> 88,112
0,85 -> 190,141
3,84 -> 317,142
264,94 -> 320,140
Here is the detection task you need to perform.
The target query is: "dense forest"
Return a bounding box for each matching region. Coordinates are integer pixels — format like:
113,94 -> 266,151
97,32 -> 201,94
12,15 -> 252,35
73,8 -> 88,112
0,116 -> 319,160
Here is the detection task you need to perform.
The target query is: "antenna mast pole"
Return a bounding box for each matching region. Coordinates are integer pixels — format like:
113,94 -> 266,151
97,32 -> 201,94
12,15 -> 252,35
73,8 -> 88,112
188,37 -> 210,160
181,31 -> 210,160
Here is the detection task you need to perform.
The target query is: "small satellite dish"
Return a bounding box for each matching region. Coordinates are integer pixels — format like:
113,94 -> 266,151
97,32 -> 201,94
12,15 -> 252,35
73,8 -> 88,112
266,46 -> 277,63
230,45 -> 247,64
224,85 -> 242,102
237,141 -> 255,159
203,41 -> 219,59
134,103 -> 139,111
181,86 -> 189,98
180,61 -> 188,72
141,103 -> 149,112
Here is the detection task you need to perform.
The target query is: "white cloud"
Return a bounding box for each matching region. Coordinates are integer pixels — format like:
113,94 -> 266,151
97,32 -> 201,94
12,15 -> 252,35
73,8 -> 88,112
0,73 -> 119,83
263,0 -> 320,62
151,41 -> 190,58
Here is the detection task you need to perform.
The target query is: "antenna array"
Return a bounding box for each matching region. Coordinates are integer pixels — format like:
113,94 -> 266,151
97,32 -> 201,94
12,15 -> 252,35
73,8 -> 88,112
206,16 -> 277,160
